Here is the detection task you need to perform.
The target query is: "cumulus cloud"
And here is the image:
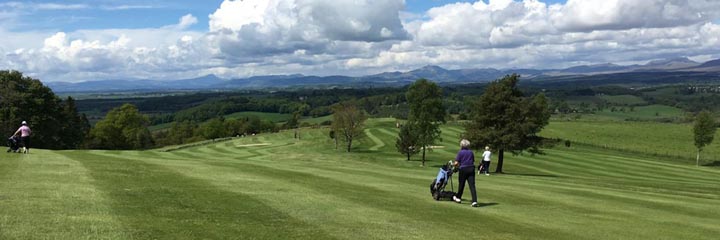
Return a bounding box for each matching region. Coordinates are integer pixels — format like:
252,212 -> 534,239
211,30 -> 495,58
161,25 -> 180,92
377,0 -> 720,70
2,0 -> 720,82
551,0 -> 720,32
413,0 -> 720,48
2,27 -> 213,82
414,0 -> 555,48
208,0 -> 408,61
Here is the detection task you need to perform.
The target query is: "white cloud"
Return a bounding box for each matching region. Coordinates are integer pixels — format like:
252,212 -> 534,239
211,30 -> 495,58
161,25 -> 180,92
551,0 -> 720,32
1,27 -> 213,82
170,14 -> 198,30
34,3 -> 89,10
207,0 -> 408,61
2,0 -> 720,83
396,0 -> 720,69
100,5 -> 159,11
0,2 -> 89,11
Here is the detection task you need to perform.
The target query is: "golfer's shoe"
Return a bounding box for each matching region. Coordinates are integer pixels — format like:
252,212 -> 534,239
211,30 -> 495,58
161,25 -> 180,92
485,173 -> 490,176
453,196 -> 462,203
471,202 -> 479,207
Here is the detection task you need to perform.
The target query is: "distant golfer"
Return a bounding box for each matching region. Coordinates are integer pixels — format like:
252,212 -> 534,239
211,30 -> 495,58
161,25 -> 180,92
479,146 -> 491,175
453,139 -> 478,207
14,121 -> 31,154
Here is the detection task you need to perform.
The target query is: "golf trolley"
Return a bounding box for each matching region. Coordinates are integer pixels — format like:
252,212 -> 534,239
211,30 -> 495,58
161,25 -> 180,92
429,161 -> 457,201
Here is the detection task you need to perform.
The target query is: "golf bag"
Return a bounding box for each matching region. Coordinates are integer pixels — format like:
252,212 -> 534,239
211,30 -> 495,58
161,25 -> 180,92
7,136 -> 20,153
430,161 -> 456,201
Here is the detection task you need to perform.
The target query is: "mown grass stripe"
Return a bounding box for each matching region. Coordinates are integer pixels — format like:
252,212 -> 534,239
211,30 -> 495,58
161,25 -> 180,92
0,150 -> 127,239
63,151 -> 337,240
88,146 -> 570,239
194,160 -> 571,239
542,149 -> 718,184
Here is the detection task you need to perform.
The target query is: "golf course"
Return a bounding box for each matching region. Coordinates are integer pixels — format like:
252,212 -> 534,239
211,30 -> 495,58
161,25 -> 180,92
1,118 -> 718,239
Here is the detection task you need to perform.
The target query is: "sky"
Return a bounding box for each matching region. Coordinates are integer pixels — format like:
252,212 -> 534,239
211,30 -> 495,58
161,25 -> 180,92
0,0 -> 719,82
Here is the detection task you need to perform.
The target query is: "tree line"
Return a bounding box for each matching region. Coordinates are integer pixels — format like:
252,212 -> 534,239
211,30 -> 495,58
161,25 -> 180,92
1,71 -> 89,149
3,70 -> 716,160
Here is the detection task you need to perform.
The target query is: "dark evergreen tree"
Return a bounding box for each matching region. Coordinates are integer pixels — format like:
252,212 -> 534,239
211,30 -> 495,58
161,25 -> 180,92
0,70 -> 87,149
465,74 -> 551,173
59,96 -> 90,149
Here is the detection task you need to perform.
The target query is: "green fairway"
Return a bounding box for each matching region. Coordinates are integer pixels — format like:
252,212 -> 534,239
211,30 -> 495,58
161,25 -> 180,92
1,118 -> 719,239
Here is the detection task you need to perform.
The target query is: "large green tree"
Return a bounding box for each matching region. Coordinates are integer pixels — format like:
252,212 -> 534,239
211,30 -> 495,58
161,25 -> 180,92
87,104 -> 154,150
406,79 -> 445,166
331,101 -> 367,152
160,121 -> 200,146
224,118 -> 247,137
693,111 -> 717,166
0,70 -> 88,149
465,74 -> 551,173
199,117 -> 227,140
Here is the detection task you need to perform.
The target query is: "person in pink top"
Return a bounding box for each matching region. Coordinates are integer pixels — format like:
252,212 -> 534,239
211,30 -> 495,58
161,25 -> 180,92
13,121 -> 31,154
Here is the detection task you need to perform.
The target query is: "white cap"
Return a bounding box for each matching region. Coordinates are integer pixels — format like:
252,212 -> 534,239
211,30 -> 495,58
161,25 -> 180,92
21,121 -> 27,125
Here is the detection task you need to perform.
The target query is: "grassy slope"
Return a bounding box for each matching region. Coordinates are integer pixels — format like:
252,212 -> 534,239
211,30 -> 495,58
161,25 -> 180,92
598,95 -> 647,105
1,118 -> 719,239
224,111 -> 292,122
591,104 -> 684,121
541,120 -> 720,164
301,115 -> 332,124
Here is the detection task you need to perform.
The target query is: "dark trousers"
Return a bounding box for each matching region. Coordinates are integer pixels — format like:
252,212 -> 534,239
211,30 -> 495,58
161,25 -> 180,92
456,166 -> 477,203
480,161 -> 491,173
20,137 -> 30,150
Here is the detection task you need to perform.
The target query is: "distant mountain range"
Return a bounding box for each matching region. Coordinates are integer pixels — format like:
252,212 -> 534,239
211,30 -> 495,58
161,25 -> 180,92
47,57 -> 720,92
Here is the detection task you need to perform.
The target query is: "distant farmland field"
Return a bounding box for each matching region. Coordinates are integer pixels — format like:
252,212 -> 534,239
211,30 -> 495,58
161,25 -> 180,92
590,104 -> 685,121
541,120 -> 720,164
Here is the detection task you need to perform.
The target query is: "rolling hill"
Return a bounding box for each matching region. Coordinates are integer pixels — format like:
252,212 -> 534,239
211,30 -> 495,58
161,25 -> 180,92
46,57 -> 720,93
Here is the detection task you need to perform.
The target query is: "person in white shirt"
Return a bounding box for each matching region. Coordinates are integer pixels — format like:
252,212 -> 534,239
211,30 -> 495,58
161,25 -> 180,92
479,146 -> 491,175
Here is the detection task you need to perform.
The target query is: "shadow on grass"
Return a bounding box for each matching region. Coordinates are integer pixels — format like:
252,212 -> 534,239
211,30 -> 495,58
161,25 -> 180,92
703,161 -> 720,167
476,202 -> 499,208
